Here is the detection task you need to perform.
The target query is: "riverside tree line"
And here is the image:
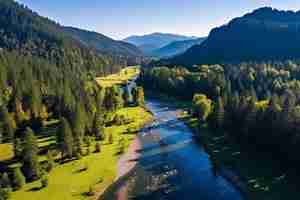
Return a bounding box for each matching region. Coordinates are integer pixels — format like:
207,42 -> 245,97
140,61 -> 300,168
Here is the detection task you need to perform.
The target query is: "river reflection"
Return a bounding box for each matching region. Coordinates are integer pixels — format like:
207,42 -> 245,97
100,99 -> 244,200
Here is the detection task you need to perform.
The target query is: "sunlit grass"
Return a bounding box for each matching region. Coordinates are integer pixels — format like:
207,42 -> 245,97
96,66 -> 140,88
8,106 -> 152,200
0,143 -> 14,161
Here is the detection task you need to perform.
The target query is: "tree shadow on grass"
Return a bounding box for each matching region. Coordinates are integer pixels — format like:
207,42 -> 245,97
27,186 -> 43,192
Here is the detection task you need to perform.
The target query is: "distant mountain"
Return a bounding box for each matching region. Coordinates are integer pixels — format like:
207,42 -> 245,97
123,33 -> 197,54
150,37 -> 207,58
169,7 -> 300,65
63,27 -> 144,64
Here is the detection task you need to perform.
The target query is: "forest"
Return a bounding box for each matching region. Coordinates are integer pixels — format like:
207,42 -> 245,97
140,60 -> 300,165
0,0 -> 148,199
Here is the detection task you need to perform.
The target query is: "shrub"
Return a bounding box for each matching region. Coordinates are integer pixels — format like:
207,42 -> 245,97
0,187 -> 12,200
114,115 -> 126,125
45,150 -> 55,172
108,133 -> 113,144
12,168 -> 26,190
1,173 -> 11,188
86,185 -> 94,196
41,175 -> 49,188
95,142 -> 101,153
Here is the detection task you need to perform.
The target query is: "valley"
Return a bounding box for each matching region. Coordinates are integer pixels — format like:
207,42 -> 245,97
2,1 -> 300,200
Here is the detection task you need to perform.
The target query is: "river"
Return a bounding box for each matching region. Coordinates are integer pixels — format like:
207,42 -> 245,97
100,97 -> 244,200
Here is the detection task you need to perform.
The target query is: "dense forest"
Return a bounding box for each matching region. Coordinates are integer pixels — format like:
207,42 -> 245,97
140,60 -> 300,165
0,0 -> 145,199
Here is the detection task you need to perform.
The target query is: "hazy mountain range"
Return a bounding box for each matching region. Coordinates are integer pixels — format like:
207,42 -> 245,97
123,33 -> 198,54
150,37 -> 207,58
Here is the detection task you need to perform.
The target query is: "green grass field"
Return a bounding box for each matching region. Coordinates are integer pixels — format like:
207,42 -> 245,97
0,143 -> 13,162
7,106 -> 152,200
96,66 -> 140,88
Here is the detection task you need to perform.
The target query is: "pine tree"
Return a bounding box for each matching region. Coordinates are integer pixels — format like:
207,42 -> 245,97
72,104 -> 86,156
29,83 -> 42,119
210,96 -> 225,129
243,97 -> 257,138
12,167 -> 26,190
57,118 -> 73,159
122,86 -> 131,106
22,127 -> 40,181
132,87 -> 145,107
93,108 -> 104,141
0,106 -> 14,142
13,138 -> 23,160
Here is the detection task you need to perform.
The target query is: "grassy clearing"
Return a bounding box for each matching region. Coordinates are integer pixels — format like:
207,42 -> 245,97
96,66 -> 140,88
0,143 -> 13,162
8,106 -> 152,200
180,113 -> 300,200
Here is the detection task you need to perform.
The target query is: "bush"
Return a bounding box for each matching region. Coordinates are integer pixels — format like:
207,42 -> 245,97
86,185 -> 94,196
41,175 -> 49,188
108,133 -> 113,144
0,187 -> 12,200
46,150 -> 55,172
114,115 -> 126,126
95,142 -> 101,153
74,151 -> 82,160
1,173 -> 11,188
12,168 -> 26,190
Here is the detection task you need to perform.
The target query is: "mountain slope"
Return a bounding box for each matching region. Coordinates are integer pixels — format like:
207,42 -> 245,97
124,33 -> 197,53
0,0 -> 126,74
63,26 -> 144,64
150,37 -> 206,58
170,7 -> 300,65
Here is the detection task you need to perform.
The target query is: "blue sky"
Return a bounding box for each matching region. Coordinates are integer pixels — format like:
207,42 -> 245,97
17,0 -> 300,40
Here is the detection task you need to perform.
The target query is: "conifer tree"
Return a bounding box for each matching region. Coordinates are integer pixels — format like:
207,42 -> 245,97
22,127 -> 40,181
13,138 -> 23,160
210,96 -> 225,129
57,118 -> 73,159
132,87 -> 145,107
0,106 -> 14,142
72,104 -> 86,155
93,108 -> 104,141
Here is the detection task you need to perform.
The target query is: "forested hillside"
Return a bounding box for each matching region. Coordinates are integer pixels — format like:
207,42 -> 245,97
168,7 -> 300,65
63,26 -> 144,66
0,1 -> 147,199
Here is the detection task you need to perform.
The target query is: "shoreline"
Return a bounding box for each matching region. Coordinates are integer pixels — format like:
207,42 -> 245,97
95,108 -> 153,200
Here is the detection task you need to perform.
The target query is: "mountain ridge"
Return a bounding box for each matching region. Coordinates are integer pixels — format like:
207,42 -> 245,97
123,32 -> 198,54
150,37 -> 207,58
168,7 -> 300,66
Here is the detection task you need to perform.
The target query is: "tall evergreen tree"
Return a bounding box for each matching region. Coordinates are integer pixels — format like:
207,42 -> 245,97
72,104 -> 86,155
132,87 -> 145,107
0,106 -> 14,142
57,118 -> 73,159
22,127 -> 40,181
93,108 -> 105,141
210,96 -> 225,129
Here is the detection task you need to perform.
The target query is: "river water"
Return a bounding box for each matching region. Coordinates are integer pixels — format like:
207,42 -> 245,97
100,98 -> 244,200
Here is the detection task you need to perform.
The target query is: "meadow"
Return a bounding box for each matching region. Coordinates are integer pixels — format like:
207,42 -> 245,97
7,107 -> 152,200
